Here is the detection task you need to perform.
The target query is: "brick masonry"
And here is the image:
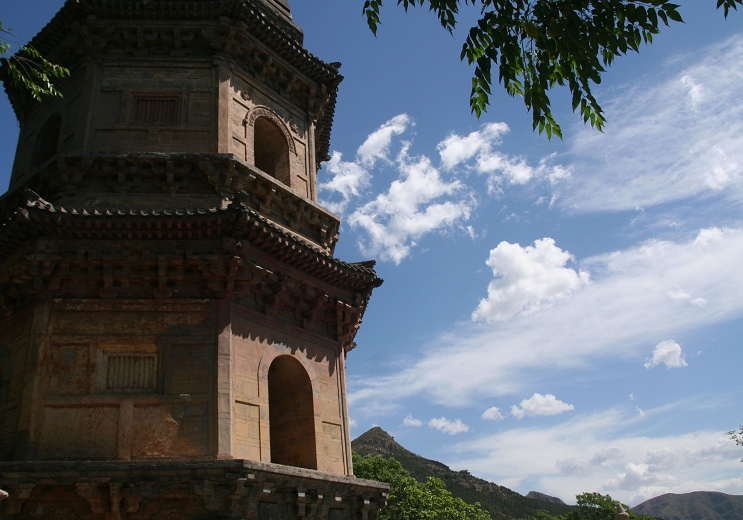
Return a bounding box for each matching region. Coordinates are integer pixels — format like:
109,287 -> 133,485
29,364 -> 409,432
0,0 -> 387,517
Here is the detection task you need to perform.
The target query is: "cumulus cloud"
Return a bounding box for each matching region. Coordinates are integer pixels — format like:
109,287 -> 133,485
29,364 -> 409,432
348,148 -> 472,264
402,413 -> 423,427
438,122 -> 509,169
438,123 -> 570,191
357,114 -> 411,167
319,151 -> 371,214
319,114 -> 478,263
349,227 -> 743,408
481,407 -> 505,421
472,238 -> 590,322
429,417 -> 470,435
644,340 -> 689,369
511,393 -> 575,419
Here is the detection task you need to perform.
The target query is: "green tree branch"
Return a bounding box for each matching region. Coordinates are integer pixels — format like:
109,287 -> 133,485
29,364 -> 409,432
362,0 -> 742,139
1,18 -> 69,101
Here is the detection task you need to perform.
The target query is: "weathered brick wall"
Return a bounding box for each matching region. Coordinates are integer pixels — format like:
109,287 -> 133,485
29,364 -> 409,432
33,300 -> 216,460
0,308 -> 33,461
94,62 -> 215,155
230,67 -> 315,200
231,304 -> 350,475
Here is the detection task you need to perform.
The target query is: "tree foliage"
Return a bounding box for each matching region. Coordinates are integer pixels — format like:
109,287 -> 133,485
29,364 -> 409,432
532,492 -> 655,520
728,425 -> 743,460
362,0 -> 742,139
353,452 -> 491,520
0,18 -> 69,101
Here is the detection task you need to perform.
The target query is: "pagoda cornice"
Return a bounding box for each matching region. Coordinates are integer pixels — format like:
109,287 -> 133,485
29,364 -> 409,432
2,153 -> 341,253
0,191 -> 380,348
0,189 -> 378,290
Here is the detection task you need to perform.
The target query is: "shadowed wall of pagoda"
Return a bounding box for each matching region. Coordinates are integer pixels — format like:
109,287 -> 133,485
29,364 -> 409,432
10,38 -> 319,203
0,298 -> 351,475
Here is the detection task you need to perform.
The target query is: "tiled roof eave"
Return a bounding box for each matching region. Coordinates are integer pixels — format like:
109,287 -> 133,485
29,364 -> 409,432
0,192 -> 381,290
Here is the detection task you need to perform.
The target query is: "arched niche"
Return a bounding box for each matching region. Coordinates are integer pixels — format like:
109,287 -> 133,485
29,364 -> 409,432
32,113 -> 62,167
246,107 -> 294,186
267,355 -> 317,470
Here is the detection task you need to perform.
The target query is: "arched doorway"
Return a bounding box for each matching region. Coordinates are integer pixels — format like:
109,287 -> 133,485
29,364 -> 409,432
253,116 -> 290,185
268,355 -> 317,469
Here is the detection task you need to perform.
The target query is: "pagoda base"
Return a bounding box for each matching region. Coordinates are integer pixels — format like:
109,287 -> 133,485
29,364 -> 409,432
0,460 -> 388,519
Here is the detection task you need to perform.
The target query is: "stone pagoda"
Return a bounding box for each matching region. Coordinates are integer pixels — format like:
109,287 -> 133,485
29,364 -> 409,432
0,0 -> 387,518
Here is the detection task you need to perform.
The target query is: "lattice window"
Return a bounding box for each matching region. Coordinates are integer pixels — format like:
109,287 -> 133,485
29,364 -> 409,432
104,353 -> 157,392
131,95 -> 181,125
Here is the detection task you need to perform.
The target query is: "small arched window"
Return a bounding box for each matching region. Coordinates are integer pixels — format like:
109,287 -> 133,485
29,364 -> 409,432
254,116 -> 290,186
268,355 -> 317,469
32,113 -> 62,167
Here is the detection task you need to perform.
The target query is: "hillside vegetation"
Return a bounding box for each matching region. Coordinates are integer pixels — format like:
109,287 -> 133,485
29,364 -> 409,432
352,427 -> 574,519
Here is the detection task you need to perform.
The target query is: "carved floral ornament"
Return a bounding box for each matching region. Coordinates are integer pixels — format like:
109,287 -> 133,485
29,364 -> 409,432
244,106 -> 298,156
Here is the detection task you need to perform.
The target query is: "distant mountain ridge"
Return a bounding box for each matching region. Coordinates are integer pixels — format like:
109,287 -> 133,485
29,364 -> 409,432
633,491 -> 743,520
352,427 -> 573,519
525,491 -> 567,505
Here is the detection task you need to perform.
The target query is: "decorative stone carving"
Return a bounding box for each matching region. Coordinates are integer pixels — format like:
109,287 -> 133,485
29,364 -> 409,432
245,106 -> 298,156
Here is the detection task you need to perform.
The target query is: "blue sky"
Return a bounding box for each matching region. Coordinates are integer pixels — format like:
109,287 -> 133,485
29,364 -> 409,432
3,0 -> 743,507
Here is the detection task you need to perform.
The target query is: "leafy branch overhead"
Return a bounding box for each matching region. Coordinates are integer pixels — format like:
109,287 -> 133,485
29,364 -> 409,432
362,0 -> 742,139
0,19 -> 69,101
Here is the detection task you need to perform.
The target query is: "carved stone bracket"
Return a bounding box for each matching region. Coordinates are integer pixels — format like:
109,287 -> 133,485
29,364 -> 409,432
21,154 -> 341,253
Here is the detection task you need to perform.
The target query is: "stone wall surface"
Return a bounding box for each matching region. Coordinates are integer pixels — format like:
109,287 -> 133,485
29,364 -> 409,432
0,460 -> 388,519
0,0 -> 385,517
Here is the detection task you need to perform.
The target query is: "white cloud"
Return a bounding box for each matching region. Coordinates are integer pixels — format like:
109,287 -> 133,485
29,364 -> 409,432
472,238 -> 590,322
348,148 -> 472,264
402,413 -> 423,427
443,406 -> 743,505
511,393 -> 574,419
349,227 -> 743,408
428,417 -> 470,435
357,114 -> 411,167
319,114 -> 478,264
438,122 -> 509,170
481,407 -> 505,421
318,151 -> 371,214
552,35 -> 743,212
556,447 -> 625,476
437,123 -> 569,191
644,340 -> 688,369
592,446 -> 626,466
667,287 -> 708,308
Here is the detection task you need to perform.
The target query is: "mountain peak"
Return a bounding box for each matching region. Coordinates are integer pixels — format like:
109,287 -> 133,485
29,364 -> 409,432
352,427 -> 574,519
352,427 -> 411,458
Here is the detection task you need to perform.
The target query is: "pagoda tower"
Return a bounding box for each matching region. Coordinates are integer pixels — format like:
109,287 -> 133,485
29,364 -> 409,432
0,0 -> 387,518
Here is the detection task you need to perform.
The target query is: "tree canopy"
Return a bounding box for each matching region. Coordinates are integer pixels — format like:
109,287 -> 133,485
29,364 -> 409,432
353,452 -> 491,520
728,425 -> 743,460
362,0 -> 742,138
531,492 -> 655,520
0,18 -> 69,101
